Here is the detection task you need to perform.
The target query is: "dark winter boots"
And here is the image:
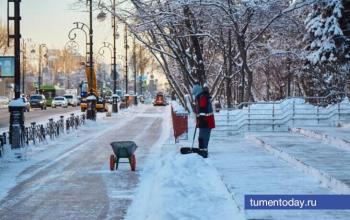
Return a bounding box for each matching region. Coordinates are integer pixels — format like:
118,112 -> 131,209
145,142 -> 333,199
198,138 -> 208,158
199,149 -> 208,158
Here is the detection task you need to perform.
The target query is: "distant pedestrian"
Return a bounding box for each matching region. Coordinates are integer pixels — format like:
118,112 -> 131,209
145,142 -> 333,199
195,83 -> 215,158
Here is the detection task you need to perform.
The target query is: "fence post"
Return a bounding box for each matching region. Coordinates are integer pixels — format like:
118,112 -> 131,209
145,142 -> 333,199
272,103 -> 275,131
248,104 -> 251,132
292,99 -> 295,126
338,101 -> 341,123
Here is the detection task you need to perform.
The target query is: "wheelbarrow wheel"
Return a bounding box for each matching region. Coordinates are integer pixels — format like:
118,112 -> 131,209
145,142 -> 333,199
130,154 -> 136,171
109,154 -> 115,171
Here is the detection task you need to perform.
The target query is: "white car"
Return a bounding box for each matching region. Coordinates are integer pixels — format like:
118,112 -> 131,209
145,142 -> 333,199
52,96 -> 68,108
63,94 -> 78,107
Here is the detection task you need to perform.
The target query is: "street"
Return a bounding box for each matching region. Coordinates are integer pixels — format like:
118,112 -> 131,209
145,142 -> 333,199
0,105 -> 167,220
0,107 -> 80,130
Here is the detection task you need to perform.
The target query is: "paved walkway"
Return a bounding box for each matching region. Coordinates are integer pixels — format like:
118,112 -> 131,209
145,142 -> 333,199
209,134 -> 350,220
250,132 -> 350,189
0,106 -> 167,220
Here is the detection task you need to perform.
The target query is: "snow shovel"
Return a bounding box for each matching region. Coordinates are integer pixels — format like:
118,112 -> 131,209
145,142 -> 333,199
180,127 -> 201,155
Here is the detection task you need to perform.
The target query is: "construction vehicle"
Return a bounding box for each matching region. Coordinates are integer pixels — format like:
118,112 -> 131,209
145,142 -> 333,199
79,68 -> 108,112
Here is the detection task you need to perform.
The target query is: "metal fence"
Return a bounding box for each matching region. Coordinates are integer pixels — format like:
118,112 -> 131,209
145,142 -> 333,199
214,93 -> 350,135
0,113 -> 86,157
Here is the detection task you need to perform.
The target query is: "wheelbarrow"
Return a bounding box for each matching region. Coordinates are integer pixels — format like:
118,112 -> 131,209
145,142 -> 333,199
110,141 -> 138,171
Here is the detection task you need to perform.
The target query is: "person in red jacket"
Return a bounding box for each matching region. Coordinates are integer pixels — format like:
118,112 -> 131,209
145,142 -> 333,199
195,84 -> 215,158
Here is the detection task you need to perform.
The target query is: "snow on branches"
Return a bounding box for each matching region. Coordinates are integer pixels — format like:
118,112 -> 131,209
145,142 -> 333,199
304,0 -> 349,65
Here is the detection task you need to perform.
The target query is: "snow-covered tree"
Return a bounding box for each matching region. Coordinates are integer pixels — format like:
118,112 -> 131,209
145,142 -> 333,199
304,0 -> 350,65
302,0 -> 350,97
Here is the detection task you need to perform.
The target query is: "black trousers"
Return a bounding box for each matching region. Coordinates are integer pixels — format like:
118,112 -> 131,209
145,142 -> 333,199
198,128 -> 211,149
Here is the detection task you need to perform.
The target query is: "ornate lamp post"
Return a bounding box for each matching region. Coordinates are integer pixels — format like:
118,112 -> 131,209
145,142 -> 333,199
97,0 -> 119,94
38,44 -> 47,93
98,41 -> 113,82
68,0 -> 96,120
99,42 -> 120,112
132,36 -> 138,105
68,22 -> 89,67
124,25 -> 129,95
30,44 -> 48,94
64,40 -> 79,89
20,39 -> 30,94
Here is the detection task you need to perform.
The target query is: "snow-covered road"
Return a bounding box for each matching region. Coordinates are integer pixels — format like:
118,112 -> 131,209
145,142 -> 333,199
0,105 -> 167,220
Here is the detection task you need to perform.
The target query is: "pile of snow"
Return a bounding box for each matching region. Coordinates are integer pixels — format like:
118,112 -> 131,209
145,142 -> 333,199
8,98 -> 26,107
126,152 -> 244,220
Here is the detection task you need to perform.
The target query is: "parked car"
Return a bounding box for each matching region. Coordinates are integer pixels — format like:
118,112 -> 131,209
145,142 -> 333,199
30,94 -> 47,110
22,97 -> 31,112
153,92 -> 168,106
77,96 -> 81,105
139,95 -> 145,104
63,94 -> 78,107
105,96 -> 113,104
52,96 -> 68,108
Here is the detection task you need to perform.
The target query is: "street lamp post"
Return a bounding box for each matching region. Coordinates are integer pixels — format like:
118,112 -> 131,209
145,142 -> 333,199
68,0 -> 96,120
88,0 -> 94,97
64,40 -> 79,89
98,41 -> 113,85
35,44 -> 48,94
97,0 -> 119,94
133,36 -> 137,105
21,39 -> 26,94
99,42 -> 120,113
124,25 -> 129,95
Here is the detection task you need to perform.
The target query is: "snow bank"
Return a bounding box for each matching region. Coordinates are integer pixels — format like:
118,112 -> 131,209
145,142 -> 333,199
126,151 -> 244,220
8,98 -> 26,107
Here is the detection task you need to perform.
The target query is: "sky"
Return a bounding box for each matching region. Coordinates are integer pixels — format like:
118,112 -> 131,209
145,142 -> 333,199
0,0 -> 124,62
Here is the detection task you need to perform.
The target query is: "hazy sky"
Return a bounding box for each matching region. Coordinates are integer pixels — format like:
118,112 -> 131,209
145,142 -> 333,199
0,0 -> 124,62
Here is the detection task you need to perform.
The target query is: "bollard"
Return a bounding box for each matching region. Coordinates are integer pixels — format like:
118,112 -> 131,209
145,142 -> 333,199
8,99 -> 26,149
2,132 -> 7,145
86,95 -> 97,120
112,94 -> 119,113
134,95 -> 138,106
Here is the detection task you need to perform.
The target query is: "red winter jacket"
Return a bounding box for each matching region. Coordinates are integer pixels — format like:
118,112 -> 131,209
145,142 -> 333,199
195,91 -> 215,129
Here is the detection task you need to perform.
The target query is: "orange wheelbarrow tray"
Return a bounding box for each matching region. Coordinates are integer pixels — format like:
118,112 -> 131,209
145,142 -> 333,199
109,141 -> 138,171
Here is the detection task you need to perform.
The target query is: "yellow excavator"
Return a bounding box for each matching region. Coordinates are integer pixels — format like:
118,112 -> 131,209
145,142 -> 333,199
80,68 -> 108,112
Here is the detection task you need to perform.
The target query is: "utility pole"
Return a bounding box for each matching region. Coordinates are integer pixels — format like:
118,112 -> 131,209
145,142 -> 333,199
8,0 -> 25,150
14,0 -> 21,99
7,0 -> 22,99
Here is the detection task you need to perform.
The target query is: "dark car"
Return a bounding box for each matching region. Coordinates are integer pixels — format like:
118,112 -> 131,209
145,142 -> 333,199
30,94 -> 47,110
